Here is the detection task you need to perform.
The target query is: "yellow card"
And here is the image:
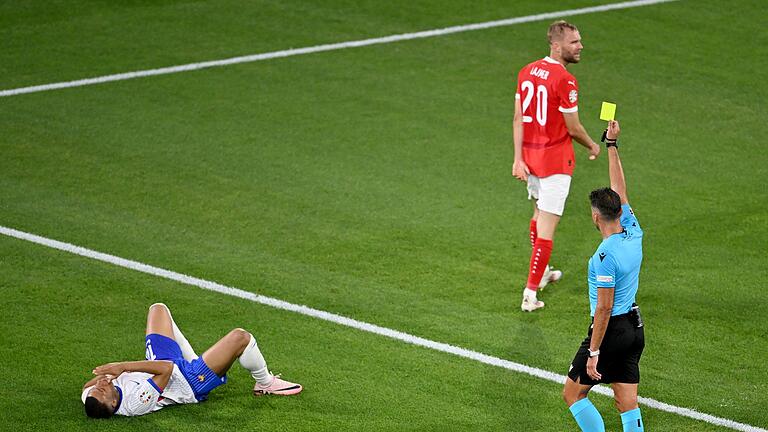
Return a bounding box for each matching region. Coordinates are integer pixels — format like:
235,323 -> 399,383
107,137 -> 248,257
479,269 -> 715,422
599,102 -> 617,121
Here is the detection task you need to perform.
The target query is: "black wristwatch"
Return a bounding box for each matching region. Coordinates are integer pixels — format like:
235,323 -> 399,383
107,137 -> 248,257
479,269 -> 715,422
601,129 -> 618,148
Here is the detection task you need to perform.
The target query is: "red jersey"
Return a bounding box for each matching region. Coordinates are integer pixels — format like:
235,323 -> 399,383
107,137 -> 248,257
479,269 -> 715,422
515,56 -> 579,177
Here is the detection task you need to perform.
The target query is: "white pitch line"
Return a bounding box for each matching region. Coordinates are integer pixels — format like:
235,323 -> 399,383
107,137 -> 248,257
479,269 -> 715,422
0,225 -> 764,431
0,0 -> 679,98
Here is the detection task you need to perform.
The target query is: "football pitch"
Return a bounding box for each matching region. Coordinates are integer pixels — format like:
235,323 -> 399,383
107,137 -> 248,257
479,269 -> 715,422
1,0 -> 766,430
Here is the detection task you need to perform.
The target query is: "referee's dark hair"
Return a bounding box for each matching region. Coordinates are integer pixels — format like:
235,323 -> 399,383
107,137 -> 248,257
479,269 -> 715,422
590,187 -> 622,221
84,396 -> 114,419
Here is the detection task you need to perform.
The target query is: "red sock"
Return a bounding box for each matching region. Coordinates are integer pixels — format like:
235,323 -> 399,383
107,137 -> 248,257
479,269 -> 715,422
526,238 -> 553,290
529,219 -> 538,249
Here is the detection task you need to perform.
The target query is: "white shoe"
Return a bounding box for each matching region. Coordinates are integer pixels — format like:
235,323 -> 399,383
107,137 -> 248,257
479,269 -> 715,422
538,265 -> 563,290
521,288 -> 545,312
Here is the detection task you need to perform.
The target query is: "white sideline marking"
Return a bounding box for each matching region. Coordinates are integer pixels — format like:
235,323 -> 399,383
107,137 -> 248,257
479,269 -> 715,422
0,0 -> 679,98
0,225 -> 764,431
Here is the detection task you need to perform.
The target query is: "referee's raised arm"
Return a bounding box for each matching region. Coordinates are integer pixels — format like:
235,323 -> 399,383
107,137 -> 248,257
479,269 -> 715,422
605,120 -> 628,204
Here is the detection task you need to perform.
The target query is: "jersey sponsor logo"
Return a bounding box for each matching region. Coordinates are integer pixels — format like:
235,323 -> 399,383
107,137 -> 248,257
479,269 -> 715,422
568,89 -> 578,103
596,275 -> 614,283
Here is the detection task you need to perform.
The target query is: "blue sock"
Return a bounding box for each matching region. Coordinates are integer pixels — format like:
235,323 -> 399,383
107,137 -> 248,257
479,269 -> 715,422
620,408 -> 644,431
569,398 -> 605,432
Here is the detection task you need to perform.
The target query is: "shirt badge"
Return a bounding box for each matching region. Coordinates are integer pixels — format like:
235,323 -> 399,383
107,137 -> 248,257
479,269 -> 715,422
140,391 -> 152,403
569,90 -> 578,103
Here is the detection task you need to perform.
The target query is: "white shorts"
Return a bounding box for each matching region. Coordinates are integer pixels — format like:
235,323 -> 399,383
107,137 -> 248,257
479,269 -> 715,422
527,174 -> 572,216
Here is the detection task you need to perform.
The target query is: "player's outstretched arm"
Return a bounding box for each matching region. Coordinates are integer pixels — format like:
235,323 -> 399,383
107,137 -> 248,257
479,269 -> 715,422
563,111 -> 600,160
605,120 -> 628,204
587,286 -> 615,381
512,96 -> 530,181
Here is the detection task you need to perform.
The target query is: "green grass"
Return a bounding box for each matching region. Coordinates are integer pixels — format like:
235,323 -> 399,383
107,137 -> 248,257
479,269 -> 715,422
1,0 -> 766,430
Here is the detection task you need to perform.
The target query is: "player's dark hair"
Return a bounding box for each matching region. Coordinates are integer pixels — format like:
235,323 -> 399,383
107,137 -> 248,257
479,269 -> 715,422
590,187 -> 622,221
84,396 -> 114,419
548,20 -> 578,43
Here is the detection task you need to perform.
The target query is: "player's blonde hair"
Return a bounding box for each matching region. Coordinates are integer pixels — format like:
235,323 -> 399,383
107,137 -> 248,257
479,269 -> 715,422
547,20 -> 579,44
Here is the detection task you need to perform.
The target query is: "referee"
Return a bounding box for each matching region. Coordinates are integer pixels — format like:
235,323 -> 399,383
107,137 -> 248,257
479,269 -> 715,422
562,120 -> 646,432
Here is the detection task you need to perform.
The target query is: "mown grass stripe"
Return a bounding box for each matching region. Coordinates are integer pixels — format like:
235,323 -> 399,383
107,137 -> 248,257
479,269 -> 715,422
0,0 -> 678,98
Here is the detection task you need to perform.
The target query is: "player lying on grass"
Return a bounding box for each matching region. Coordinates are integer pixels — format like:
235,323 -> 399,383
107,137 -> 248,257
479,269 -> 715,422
81,303 -> 302,418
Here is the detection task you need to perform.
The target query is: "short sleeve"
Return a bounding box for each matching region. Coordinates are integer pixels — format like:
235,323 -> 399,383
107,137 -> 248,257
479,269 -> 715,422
119,379 -> 161,416
620,203 -> 640,229
557,75 -> 578,113
593,251 -> 617,288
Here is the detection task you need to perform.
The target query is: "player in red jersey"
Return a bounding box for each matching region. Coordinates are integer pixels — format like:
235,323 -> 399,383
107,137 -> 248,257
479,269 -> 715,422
513,21 -> 601,312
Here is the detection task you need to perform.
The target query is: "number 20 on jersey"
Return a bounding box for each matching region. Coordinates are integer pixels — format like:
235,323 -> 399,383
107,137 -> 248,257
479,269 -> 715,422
520,80 -> 548,126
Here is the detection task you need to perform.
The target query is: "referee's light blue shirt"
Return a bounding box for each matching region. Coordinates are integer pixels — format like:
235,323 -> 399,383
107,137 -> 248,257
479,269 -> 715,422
588,203 -> 644,317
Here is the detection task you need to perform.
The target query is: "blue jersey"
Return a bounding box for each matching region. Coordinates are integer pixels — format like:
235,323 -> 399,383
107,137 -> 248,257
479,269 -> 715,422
588,203 -> 643,316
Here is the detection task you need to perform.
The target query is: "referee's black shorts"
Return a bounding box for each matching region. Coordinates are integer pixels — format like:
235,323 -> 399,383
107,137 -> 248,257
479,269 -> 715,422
567,313 -> 645,385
